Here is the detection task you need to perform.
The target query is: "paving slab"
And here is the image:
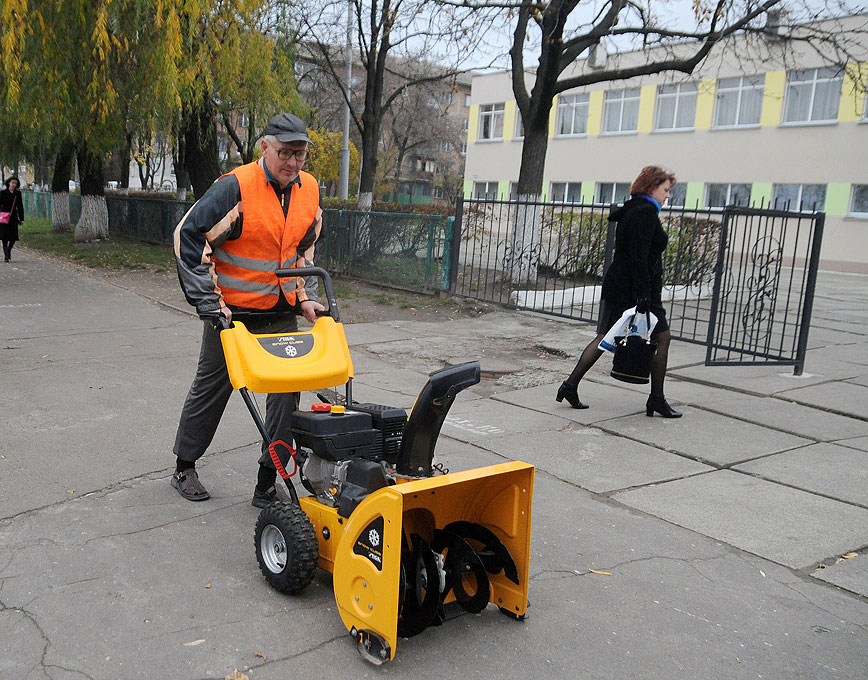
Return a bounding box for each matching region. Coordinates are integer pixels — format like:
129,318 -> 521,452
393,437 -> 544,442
776,380 -> 868,419
809,340 -> 868,367
444,398 -> 573,443
601,408 -> 809,466
848,374 -> 868,387
838,435 -> 868,452
494,381 -> 653,425
342,321 -> 416,345
733,443 -> 868,508
614,470 -> 868,570
474,427 -> 714,493
812,556 -> 868,597
667,382 -> 868,441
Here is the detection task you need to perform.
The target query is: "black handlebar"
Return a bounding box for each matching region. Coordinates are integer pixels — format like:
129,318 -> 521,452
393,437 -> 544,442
201,266 -> 341,327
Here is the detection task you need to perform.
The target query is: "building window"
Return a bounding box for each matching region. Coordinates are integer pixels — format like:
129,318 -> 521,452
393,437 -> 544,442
462,118 -> 469,132
473,181 -> 499,200
850,185 -> 868,215
713,76 -> 764,128
478,103 -> 504,140
443,92 -> 454,105
783,67 -> 843,124
461,142 -> 467,154
706,183 -> 752,208
515,110 -> 524,139
556,93 -> 590,136
602,88 -> 640,133
550,182 -> 583,203
654,83 -> 697,131
464,94 -> 472,108
773,184 -> 826,211
439,141 -> 451,152
596,182 -> 631,204
668,183 -> 688,207
434,186 -> 445,199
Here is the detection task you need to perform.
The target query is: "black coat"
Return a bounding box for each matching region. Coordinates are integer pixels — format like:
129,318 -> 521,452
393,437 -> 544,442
0,188 -> 24,242
600,196 -> 668,307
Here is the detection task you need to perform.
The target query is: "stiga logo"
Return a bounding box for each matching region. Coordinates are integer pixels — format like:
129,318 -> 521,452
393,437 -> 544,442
354,517 -> 384,570
258,334 -> 314,359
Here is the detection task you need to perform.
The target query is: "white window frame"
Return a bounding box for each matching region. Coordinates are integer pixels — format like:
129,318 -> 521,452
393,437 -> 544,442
514,110 -> 524,140
464,94 -> 472,108
712,75 -> 765,128
550,182 -> 583,204
706,183 -> 752,208
782,67 -> 844,125
654,82 -> 697,131
473,181 -> 499,200
555,93 -> 590,136
478,103 -> 505,141
772,184 -> 826,212
602,88 -> 641,134
862,92 -> 868,121
849,185 -> 868,216
668,183 -> 688,208
596,182 -> 631,204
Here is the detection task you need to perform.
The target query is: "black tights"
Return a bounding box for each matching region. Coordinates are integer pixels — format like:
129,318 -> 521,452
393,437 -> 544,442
566,329 -> 672,397
2,240 -> 13,260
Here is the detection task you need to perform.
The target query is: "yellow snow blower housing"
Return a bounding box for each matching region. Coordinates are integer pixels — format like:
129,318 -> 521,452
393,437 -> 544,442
215,267 -> 535,665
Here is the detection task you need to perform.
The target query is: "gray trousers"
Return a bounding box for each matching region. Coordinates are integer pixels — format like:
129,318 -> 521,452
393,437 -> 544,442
173,316 -> 299,469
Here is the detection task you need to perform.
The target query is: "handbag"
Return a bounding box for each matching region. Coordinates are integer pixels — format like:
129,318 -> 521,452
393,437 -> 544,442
0,194 -> 17,224
610,311 -> 657,384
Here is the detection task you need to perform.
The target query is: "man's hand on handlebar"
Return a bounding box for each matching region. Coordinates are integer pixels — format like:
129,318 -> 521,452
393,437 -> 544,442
300,300 -> 326,323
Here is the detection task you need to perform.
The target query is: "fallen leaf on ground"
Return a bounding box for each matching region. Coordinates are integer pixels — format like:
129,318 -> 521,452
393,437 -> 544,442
183,639 -> 206,647
842,552 -> 858,559
205,583 -> 212,588
588,569 -> 612,575
255,651 -> 267,660
226,670 -> 249,680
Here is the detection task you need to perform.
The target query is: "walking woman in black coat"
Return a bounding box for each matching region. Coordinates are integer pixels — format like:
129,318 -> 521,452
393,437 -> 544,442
1,176 -> 24,262
556,165 -> 682,418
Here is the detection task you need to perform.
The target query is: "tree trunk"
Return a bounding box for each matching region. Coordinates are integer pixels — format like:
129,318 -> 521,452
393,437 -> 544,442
173,125 -> 190,202
50,142 -> 75,233
183,100 -> 221,199
75,147 -> 109,242
119,132 -> 133,191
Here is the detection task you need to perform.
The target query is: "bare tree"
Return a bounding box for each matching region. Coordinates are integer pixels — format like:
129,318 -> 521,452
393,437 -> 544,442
297,0 -> 496,208
440,0 -> 867,196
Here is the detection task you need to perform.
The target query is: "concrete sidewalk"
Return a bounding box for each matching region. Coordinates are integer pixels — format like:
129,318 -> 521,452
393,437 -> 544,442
1,250 -> 866,679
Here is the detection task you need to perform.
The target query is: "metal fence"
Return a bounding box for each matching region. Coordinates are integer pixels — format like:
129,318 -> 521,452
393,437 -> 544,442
451,196 -> 823,373
318,210 -> 451,292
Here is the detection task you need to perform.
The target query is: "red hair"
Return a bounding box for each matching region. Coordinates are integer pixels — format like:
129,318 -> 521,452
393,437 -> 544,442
630,166 -> 676,196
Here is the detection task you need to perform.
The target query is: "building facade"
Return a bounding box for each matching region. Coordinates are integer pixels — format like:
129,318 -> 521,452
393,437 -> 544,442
464,15 -> 868,272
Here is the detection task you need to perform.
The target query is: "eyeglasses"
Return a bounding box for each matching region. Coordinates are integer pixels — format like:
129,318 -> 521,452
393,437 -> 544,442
273,146 -> 308,162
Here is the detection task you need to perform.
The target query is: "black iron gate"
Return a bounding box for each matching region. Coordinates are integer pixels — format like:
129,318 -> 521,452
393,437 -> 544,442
705,206 -> 824,375
450,197 -> 824,374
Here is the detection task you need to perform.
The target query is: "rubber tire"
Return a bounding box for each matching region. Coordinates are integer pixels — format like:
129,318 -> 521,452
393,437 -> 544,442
254,501 -> 318,594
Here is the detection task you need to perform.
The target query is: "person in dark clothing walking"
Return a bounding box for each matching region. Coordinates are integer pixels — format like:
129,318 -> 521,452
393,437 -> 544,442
1,177 -> 24,262
556,165 -> 682,418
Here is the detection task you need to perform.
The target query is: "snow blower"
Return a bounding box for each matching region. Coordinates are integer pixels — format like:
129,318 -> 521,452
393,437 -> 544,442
216,267 -> 534,664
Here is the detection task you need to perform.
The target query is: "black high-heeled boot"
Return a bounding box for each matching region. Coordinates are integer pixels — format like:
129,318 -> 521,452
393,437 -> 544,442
646,395 -> 682,418
556,381 -> 589,409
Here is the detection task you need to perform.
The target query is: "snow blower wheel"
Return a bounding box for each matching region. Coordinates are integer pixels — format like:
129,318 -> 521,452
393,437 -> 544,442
254,501 -> 318,594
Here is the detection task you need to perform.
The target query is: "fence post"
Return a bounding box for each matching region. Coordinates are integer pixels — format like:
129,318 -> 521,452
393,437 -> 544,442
792,212 -> 824,376
705,208 -> 732,365
449,197 -> 464,293
441,217 -> 454,291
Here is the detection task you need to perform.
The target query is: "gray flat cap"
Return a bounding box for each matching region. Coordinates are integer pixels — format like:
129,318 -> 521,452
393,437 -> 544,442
264,113 -> 312,144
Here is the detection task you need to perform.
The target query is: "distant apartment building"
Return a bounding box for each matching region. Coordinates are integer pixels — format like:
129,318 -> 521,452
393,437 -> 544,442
464,15 -> 868,272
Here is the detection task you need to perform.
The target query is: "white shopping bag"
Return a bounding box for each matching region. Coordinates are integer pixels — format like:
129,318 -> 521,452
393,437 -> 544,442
598,306 -> 658,353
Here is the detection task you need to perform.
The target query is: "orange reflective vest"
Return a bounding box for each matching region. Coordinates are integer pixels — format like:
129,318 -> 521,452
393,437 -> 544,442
213,162 -> 320,309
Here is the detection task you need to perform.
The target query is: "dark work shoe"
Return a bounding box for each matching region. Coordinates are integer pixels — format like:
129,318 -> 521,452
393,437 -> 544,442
252,484 -> 291,509
171,468 -> 211,501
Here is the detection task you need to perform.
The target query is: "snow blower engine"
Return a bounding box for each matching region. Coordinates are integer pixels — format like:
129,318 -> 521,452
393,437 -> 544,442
217,267 -> 534,664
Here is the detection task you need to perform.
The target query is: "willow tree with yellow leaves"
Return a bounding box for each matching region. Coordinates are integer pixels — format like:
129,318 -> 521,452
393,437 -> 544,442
0,0 -> 308,239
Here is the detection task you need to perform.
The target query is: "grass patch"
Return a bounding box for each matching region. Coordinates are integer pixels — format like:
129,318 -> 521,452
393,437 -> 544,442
20,217 -> 175,272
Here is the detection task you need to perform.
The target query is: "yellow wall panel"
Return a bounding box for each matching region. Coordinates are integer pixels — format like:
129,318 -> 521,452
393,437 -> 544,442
638,85 -> 656,133
468,104 -> 479,143
839,62 -> 867,122
504,101 -> 516,141
761,71 -> 785,127
588,91 -> 603,136
695,79 -> 716,130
